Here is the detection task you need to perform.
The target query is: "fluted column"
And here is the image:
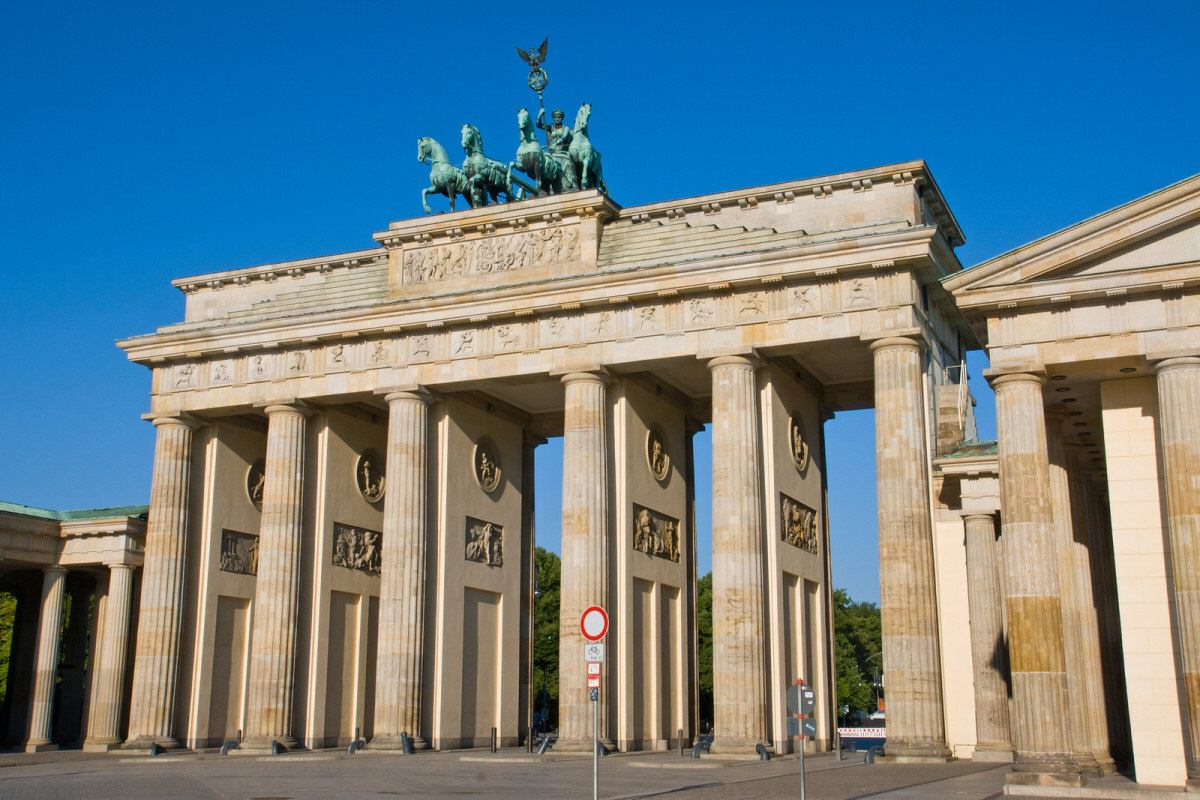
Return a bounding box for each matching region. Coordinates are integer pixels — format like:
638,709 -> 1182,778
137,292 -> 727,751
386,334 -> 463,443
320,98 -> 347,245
991,372 -> 1077,779
963,514 -> 1013,760
244,403 -> 310,750
85,564 -> 135,751
1154,356 -> 1200,779
1046,411 -> 1100,773
125,415 -> 198,749
1064,442 -> 1113,772
558,371 -> 611,748
372,390 -> 433,750
708,355 -> 768,751
871,337 -> 948,759
24,567 -> 67,752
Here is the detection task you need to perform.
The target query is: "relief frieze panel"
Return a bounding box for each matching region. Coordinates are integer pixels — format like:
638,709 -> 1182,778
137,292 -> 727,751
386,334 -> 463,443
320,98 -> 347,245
332,522 -> 382,575
402,226 -> 579,285
780,493 -> 818,554
632,504 -> 680,562
220,529 -> 259,576
843,277 -> 876,309
465,516 -> 503,567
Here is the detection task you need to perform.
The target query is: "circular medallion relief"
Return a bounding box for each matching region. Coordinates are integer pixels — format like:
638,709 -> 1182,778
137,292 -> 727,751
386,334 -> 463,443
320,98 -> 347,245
356,451 -> 386,503
646,427 -> 670,482
246,458 -> 266,511
789,413 -> 810,474
473,439 -> 502,494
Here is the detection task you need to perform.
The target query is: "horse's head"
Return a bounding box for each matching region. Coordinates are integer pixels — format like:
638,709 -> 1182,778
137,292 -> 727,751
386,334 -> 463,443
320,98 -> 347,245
461,124 -> 480,153
574,103 -> 591,132
518,108 -> 534,134
417,137 -> 431,163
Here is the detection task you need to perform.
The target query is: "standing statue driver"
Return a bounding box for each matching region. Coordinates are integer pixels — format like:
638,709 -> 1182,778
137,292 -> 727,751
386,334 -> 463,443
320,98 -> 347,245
538,108 -> 578,191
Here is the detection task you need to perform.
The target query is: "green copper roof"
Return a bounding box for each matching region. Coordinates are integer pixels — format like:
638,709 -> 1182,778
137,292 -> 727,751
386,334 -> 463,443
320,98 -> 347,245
942,440 -> 998,458
0,501 -> 149,521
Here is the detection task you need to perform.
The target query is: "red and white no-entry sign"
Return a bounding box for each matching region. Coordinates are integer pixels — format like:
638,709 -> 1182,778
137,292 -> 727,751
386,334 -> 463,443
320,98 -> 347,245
580,605 -> 609,641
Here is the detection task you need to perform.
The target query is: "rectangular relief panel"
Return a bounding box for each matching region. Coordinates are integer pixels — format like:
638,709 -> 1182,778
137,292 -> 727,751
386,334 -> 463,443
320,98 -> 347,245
219,529 -> 258,576
632,505 -> 680,562
465,517 -> 504,567
332,522 -> 382,575
780,493 -> 819,554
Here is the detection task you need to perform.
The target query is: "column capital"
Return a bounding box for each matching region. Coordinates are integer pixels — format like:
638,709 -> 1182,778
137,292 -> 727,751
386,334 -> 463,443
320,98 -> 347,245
148,413 -> 200,430
561,369 -> 611,387
1153,355 -> 1200,375
383,388 -> 434,406
962,512 -> 996,525
261,400 -> 313,418
707,354 -> 760,372
987,371 -> 1047,391
42,565 -> 67,577
868,335 -> 926,355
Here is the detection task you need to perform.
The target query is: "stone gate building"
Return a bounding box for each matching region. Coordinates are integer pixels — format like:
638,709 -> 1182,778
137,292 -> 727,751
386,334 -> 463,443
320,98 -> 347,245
1,163 -> 1196,792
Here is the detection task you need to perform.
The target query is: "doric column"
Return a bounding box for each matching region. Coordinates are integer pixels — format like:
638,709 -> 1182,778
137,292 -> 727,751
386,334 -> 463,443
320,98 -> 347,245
372,390 -> 433,750
85,564 -> 135,751
244,403 -> 310,750
24,567 -> 67,752
962,514 -> 1013,760
558,371 -> 611,748
1045,411 -> 1100,773
125,415 -> 198,749
1154,356 -> 1200,779
1064,442 -> 1113,772
708,355 -> 768,751
991,372 -> 1077,779
870,337 -> 948,759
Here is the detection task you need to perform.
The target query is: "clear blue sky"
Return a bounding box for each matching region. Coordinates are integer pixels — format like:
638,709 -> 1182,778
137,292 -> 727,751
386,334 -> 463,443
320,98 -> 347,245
2,1 -> 1196,604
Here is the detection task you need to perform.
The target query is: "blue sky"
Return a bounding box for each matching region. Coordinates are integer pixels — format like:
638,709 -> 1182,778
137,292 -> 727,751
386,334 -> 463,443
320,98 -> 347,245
2,1 -> 1196,604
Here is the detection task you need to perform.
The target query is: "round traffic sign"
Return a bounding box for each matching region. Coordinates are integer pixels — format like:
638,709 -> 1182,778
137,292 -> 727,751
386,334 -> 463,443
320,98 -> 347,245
580,606 -> 608,641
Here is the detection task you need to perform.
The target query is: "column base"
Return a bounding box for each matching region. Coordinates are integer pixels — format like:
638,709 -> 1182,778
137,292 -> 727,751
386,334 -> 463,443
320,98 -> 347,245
83,738 -> 123,753
368,734 -> 430,751
551,736 -> 616,754
882,739 -> 953,760
124,735 -> 182,750
707,737 -> 771,756
241,734 -> 300,753
1005,771 -> 1087,789
1184,778 -> 1199,792
22,742 -> 58,753
972,746 -> 1015,763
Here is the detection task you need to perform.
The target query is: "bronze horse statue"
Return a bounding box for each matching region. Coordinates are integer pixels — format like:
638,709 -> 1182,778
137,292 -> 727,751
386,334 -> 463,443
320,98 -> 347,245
461,124 -> 518,207
418,137 -> 472,213
569,103 -> 607,194
510,108 -> 562,196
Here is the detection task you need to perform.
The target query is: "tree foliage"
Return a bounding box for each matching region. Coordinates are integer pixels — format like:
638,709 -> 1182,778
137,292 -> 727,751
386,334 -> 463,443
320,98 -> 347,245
696,572 -> 713,724
0,593 -> 15,702
532,547 -> 560,700
833,587 -> 882,718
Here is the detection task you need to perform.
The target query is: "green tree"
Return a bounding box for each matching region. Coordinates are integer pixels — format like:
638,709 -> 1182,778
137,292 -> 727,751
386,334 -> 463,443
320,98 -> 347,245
696,572 -> 713,725
532,547 -> 560,701
0,592 -> 15,702
832,587 -> 882,719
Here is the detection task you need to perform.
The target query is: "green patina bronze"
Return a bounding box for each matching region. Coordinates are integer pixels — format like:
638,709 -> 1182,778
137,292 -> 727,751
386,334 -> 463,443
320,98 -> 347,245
461,124 -> 518,207
569,103 -> 607,194
537,108 -> 578,192
417,137 -> 472,214
510,108 -> 563,196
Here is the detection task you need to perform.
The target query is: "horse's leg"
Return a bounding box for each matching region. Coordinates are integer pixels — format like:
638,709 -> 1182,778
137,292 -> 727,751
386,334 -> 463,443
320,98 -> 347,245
422,186 -> 434,214
594,156 -> 607,194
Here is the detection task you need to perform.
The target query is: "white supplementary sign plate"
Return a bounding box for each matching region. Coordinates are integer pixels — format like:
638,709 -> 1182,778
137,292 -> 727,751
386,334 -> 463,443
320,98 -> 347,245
587,676 -> 601,688
584,643 -> 604,662
587,662 -> 601,676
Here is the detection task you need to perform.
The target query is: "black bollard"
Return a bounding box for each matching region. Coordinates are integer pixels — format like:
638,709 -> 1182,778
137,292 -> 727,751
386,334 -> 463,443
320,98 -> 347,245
690,741 -> 703,759
401,731 -> 415,755
149,743 -> 163,757
491,727 -> 497,753
755,742 -> 770,761
220,740 -> 239,755
678,728 -> 684,757
271,740 -> 286,756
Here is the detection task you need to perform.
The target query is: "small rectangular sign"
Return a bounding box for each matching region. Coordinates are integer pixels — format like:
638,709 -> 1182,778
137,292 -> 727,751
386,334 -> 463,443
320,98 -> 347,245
587,676 -> 601,688
587,662 -> 601,676
584,643 -> 604,662
589,688 -> 599,701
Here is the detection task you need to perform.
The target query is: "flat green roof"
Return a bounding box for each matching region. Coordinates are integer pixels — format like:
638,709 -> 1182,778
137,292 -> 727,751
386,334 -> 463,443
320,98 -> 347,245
942,440 -> 998,458
0,501 -> 149,521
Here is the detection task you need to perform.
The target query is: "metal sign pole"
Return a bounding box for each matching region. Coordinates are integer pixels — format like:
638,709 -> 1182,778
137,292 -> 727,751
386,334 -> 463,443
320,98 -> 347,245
593,690 -> 599,800
798,711 -> 806,800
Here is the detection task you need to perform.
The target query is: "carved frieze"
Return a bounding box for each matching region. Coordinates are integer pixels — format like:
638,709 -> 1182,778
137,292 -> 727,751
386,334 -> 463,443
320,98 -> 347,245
327,343 -> 347,367
465,516 -> 503,566
333,522 -> 382,575
174,364 -> 197,388
780,493 -> 818,554
210,360 -> 232,385
287,350 -> 307,375
220,529 -> 259,575
687,298 -> 715,326
632,504 -> 680,562
246,459 -> 266,511
249,353 -> 273,380
402,227 -> 579,285
788,413 -> 810,474
845,277 -> 876,309
356,451 -> 385,503
473,439 -> 501,493
646,428 -> 670,482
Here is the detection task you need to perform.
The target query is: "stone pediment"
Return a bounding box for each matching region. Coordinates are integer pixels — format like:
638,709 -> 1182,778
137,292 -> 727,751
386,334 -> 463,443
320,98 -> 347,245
946,172 -> 1200,304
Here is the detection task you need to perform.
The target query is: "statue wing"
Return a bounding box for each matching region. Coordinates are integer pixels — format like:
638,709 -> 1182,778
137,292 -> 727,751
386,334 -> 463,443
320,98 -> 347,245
536,38 -> 548,62
515,46 -> 532,65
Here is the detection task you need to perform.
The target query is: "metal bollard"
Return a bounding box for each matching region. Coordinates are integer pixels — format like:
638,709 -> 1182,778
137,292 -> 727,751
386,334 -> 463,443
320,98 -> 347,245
401,731 -> 415,755
755,742 -> 770,761
537,735 -> 554,755
865,744 -> 882,764
690,741 -> 703,759
271,740 -> 286,756
678,728 -> 684,757
527,726 -> 535,753
220,740 -> 239,755
491,727 -> 497,753
149,743 -> 163,757
347,727 -> 366,755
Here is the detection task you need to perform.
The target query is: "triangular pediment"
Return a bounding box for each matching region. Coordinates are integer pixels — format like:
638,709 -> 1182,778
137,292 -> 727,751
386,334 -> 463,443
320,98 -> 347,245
945,172 -> 1200,297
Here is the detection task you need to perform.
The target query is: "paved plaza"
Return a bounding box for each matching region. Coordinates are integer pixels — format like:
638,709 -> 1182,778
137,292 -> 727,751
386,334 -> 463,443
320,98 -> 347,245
0,749 -> 1010,800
